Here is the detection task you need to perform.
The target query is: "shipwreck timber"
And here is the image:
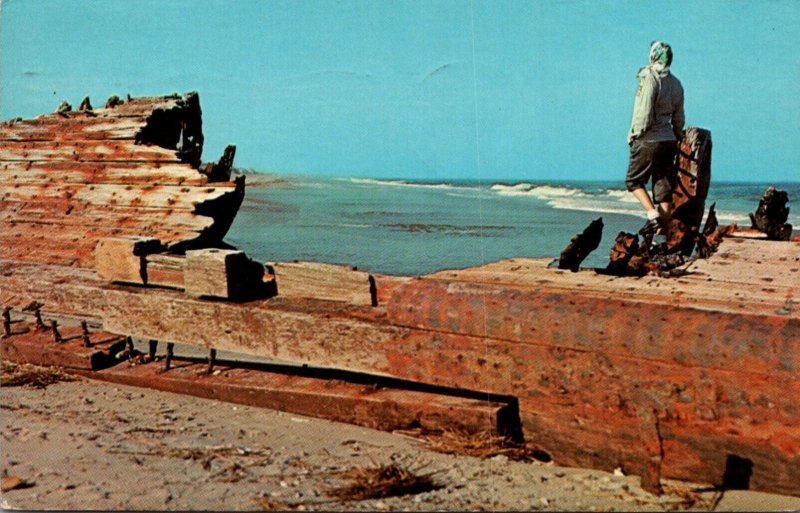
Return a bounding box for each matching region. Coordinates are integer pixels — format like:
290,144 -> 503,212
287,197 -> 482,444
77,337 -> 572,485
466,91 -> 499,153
0,92 -> 243,268
1,94 -> 798,497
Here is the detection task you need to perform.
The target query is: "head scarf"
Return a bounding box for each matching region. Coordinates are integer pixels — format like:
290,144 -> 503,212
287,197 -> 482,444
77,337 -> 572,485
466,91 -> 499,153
649,41 -> 672,72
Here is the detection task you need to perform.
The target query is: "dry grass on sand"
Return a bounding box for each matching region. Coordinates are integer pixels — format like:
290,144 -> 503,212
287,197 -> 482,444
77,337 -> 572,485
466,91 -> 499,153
1,361 -> 78,389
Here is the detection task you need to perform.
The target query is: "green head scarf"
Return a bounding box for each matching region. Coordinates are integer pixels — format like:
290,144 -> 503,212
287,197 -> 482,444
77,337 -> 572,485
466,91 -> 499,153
649,41 -> 673,70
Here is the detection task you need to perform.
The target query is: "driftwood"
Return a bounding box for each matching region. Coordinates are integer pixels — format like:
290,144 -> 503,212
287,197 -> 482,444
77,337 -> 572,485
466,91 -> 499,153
604,232 -> 643,276
558,217 -> 603,272
695,203 -> 736,259
749,186 -> 792,241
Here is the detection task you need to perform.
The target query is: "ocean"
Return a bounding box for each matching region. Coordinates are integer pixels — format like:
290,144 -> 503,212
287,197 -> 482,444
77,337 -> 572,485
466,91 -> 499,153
225,175 -> 800,277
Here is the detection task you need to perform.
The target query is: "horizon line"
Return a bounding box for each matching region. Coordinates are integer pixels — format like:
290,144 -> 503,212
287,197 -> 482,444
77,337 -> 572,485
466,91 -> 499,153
236,169 -> 800,186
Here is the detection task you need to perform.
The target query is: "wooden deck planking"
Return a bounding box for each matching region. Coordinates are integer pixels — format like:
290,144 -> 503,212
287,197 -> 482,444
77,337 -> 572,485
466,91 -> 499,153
0,93 -> 242,269
1,183 -> 233,210
1,161 -> 207,185
425,238 -> 798,318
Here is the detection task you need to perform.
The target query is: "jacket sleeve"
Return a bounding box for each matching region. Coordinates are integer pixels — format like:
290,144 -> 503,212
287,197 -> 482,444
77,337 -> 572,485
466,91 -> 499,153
672,82 -> 685,140
629,70 -> 658,140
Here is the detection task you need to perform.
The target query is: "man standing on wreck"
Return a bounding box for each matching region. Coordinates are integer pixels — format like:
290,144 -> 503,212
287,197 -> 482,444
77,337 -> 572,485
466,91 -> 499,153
626,41 -> 685,238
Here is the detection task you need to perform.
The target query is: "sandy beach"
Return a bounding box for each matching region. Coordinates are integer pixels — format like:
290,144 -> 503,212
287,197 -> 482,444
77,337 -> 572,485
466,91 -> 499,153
2,373 -> 799,512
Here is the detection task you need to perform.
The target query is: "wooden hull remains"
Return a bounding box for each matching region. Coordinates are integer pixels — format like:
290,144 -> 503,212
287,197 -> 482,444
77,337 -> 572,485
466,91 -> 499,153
1,95 -> 798,497
0,93 -> 243,268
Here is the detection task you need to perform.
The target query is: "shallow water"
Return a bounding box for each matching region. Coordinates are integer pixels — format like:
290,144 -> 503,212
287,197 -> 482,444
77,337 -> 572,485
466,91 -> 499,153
225,175 -> 799,276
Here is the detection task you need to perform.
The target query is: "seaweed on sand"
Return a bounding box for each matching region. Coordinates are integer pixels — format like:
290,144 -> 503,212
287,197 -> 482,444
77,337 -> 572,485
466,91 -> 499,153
0,361 -> 78,389
422,429 -> 551,462
325,462 -> 441,501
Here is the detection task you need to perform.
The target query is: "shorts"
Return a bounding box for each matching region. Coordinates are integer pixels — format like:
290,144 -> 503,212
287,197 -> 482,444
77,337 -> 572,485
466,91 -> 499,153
625,139 -> 676,203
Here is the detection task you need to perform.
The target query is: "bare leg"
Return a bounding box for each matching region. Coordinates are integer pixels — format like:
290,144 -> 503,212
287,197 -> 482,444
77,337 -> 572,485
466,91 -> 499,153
631,187 -> 656,213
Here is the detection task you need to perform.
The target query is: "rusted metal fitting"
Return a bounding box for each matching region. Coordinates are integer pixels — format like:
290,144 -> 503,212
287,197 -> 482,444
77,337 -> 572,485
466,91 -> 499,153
2,307 -> 11,338
34,308 -> 45,331
164,342 -> 175,371
148,340 -> 158,362
206,348 -> 217,375
51,320 -> 62,344
81,321 -> 92,347
369,275 -> 378,307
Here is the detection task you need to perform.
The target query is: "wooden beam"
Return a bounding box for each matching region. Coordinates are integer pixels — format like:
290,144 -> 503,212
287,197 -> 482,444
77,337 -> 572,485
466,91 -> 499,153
268,261 -> 376,305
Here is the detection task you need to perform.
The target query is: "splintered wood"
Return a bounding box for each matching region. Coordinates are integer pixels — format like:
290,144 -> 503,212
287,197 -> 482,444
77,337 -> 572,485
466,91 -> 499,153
0,92 -> 243,269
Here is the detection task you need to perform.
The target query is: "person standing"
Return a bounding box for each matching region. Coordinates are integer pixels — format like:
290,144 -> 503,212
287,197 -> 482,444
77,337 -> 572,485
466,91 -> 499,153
625,41 -> 685,236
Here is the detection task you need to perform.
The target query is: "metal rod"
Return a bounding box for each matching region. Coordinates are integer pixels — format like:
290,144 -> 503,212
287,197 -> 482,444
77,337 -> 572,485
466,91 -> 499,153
34,308 -> 45,330
2,307 -> 11,338
51,320 -> 62,344
164,342 -> 175,371
148,339 -> 158,362
81,321 -> 92,347
369,275 -> 378,307
206,348 -> 217,375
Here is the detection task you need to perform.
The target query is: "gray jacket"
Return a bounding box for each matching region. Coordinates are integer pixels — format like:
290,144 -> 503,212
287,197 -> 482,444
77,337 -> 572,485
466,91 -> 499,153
629,65 -> 685,142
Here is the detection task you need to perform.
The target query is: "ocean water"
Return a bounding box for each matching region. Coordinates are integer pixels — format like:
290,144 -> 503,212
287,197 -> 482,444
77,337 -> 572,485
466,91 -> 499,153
225,175 -> 800,276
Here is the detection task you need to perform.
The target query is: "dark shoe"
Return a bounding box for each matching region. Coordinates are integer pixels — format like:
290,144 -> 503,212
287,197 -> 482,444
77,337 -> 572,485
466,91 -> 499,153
638,218 -> 660,236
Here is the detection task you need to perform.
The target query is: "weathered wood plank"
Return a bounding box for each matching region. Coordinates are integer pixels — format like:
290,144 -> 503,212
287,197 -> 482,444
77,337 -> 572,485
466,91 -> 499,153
184,249 -> 260,299
0,200 -> 216,238
1,92 -> 239,269
425,240 -> 797,318
145,254 -> 185,289
0,118 -> 142,140
268,261 -> 376,305
92,97 -> 183,116
1,161 -> 206,185
2,114 -> 148,129
1,183 -> 233,210
95,236 -> 162,285
0,140 -> 182,162
0,130 -> 138,142
0,228 -> 182,269
387,276 -> 798,377
1,242 -> 798,496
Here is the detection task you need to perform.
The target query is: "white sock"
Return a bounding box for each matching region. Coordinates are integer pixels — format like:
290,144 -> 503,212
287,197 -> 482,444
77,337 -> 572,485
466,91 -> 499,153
646,209 -> 660,221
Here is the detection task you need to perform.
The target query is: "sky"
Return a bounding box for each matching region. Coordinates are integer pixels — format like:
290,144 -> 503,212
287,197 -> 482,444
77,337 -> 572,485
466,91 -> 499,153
1,0 -> 798,182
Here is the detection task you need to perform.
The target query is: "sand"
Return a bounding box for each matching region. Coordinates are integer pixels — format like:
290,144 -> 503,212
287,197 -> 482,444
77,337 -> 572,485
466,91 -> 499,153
2,376 -> 799,511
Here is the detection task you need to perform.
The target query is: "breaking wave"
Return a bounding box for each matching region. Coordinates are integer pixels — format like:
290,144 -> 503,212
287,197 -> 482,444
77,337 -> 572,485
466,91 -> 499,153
346,177 -> 476,191
490,182 -> 642,216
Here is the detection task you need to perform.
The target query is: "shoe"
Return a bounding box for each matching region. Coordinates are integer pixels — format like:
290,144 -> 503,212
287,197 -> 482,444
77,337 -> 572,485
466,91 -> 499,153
649,233 -> 667,253
638,218 -> 660,236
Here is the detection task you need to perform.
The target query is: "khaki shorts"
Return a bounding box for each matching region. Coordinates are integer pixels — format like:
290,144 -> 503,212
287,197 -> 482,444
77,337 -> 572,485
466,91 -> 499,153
625,139 -> 676,203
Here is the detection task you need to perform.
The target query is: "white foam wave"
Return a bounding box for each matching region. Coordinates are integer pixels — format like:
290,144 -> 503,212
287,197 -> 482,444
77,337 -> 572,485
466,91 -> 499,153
713,211 -> 750,224
490,183 -> 533,193
348,177 -> 474,191
603,189 -> 640,203
548,198 -> 646,218
490,183 -> 642,212
491,183 -> 590,199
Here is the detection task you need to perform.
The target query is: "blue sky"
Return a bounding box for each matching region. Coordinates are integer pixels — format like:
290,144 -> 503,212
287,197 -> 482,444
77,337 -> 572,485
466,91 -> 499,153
1,0 -> 798,182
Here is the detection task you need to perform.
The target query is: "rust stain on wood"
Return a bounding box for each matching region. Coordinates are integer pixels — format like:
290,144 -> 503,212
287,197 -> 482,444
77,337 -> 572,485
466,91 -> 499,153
1,94 -> 798,498
1,92 -> 243,268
